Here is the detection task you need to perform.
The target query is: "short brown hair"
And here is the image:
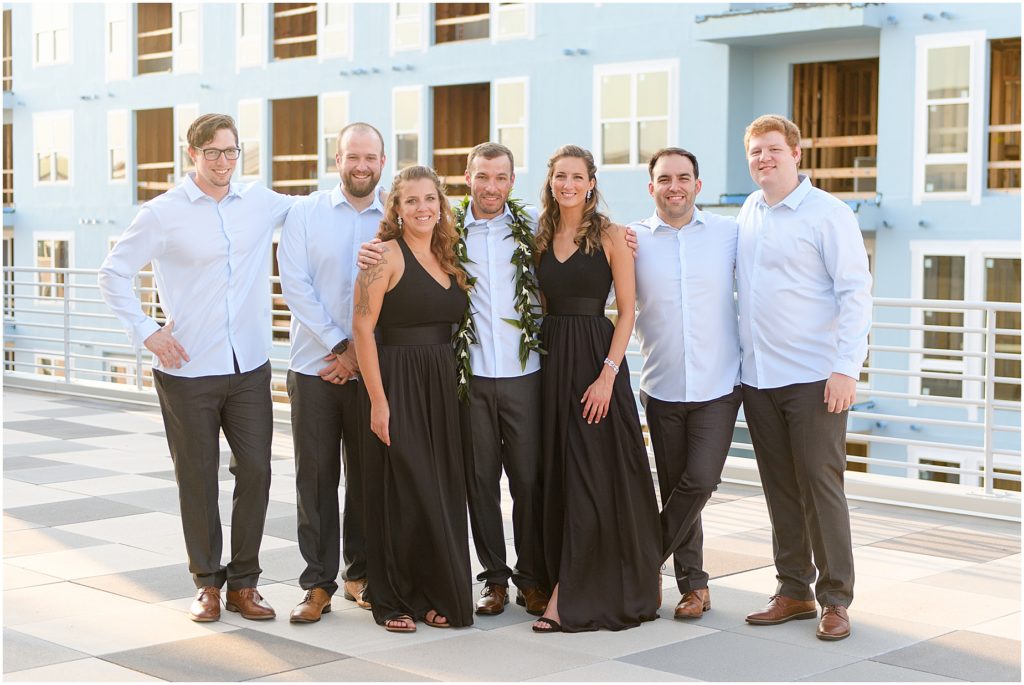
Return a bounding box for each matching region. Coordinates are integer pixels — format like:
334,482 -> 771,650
648,147 -> 699,180
744,114 -> 801,152
465,142 -> 515,174
337,122 -> 385,156
187,113 -> 239,149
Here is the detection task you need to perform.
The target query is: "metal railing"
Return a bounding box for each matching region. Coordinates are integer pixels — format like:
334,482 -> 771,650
3,265 -> 1021,507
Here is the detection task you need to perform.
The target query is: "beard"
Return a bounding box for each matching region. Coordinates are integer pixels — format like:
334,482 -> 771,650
342,169 -> 380,198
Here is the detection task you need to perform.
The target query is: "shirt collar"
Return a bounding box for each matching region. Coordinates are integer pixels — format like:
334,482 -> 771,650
332,184 -> 386,214
641,208 -> 707,232
183,172 -> 242,203
757,174 -> 812,210
466,201 -> 513,226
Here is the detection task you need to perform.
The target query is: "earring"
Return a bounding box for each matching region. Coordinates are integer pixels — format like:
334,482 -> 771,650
397,216 -> 403,229
586,189 -> 593,201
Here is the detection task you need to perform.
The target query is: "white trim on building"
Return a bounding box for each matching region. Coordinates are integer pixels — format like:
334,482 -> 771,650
592,58 -> 678,170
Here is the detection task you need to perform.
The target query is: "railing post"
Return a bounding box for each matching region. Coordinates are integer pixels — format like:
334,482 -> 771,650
983,305 -> 997,495
62,271 -> 71,384
134,273 -> 144,390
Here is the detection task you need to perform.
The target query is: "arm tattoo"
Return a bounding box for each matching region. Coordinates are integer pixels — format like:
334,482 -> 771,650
355,246 -> 388,316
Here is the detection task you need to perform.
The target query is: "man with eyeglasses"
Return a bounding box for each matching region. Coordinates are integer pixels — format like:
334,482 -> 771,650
100,113 -> 296,623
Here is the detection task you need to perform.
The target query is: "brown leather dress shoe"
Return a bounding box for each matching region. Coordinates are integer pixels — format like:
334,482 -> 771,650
475,583 -> 509,615
816,605 -> 851,641
343,578 -> 371,610
515,586 -> 550,616
675,588 -> 711,619
225,587 -> 276,620
290,588 -> 332,623
189,586 -> 221,622
745,594 -> 817,625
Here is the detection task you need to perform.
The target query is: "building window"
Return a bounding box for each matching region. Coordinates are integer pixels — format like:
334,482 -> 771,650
920,254 -> 966,398
137,3 -> 173,75
237,3 -> 266,68
393,87 -> 422,171
913,32 -> 985,203
987,37 -> 1021,191
175,104 -> 199,176
3,9 -> 12,90
435,3 -> 489,45
322,93 -> 349,175
391,3 -> 424,53
432,83 -> 489,196
33,111 -> 72,184
494,2 -> 530,41
106,3 -> 130,81
33,3 -> 71,66
35,237 -> 69,300
174,3 -> 201,73
273,3 -> 317,61
919,458 -> 960,485
271,96 -> 318,195
319,3 -> 352,59
104,357 -> 154,387
3,122 -> 13,207
846,439 -> 869,473
36,355 -> 66,379
135,108 -> 174,202
594,60 -> 676,168
271,239 -> 290,342
108,110 -> 128,183
238,99 -> 263,179
985,257 -> 1022,402
494,78 -> 528,171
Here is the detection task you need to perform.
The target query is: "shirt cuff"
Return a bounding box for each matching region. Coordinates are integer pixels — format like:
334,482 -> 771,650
320,326 -> 348,353
132,319 -> 162,351
832,360 -> 862,380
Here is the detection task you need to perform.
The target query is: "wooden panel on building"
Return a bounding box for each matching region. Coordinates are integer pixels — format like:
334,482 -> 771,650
988,37 -> 1021,191
135,108 -> 174,203
433,83 -> 490,197
271,96 -> 318,196
137,3 -> 173,75
274,3 -> 317,60
435,4 -> 490,44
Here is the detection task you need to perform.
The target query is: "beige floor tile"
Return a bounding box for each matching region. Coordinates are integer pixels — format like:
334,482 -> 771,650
4,514 -> 43,532
55,511 -> 184,542
3,564 -> 61,590
4,429 -> 49,445
6,543 -> 180,581
4,527 -> 104,557
853,545 -> 975,581
48,474 -> 174,496
4,581 -> 146,625
42,449 -> 173,474
854,581 -> 1016,629
528,660 -> 698,681
4,657 -> 164,682
3,481 -> 87,509
73,433 -> 174,455
967,612 -> 1021,641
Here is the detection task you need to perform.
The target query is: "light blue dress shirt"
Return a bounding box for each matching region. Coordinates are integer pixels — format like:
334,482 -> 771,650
277,185 -> 385,376
736,175 -> 873,389
631,209 -> 741,403
463,201 -> 542,379
99,173 -> 296,378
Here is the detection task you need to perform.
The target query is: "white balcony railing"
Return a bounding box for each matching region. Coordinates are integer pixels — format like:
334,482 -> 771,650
3,265 -> 1021,514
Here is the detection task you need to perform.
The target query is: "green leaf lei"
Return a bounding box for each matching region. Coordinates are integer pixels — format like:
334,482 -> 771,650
452,196 -> 545,401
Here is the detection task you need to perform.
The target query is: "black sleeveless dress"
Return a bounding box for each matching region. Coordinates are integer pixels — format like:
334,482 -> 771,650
360,237 -> 473,627
536,244 -> 661,632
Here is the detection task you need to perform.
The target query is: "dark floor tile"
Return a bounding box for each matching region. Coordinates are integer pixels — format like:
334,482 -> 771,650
103,628 -> 348,681
874,630 -> 1021,681
3,628 -> 88,673
4,419 -> 129,440
4,527 -> 109,558
5,464 -> 122,485
261,515 -> 299,543
74,563 -> 197,603
139,470 -> 178,482
5,497 -> 150,527
2,456 -> 67,471
258,545 -> 305,583
871,526 -> 1020,562
705,549 -> 773,580
104,487 -> 182,514
2,440 -> 97,458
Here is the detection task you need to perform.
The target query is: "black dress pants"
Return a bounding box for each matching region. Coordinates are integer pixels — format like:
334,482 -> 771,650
460,371 -> 546,590
642,387 -> 741,593
153,360 -> 273,590
287,370 -> 366,596
741,380 -> 855,608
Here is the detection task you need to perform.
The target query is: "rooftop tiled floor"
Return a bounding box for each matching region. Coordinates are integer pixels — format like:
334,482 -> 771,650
3,387 -> 1020,682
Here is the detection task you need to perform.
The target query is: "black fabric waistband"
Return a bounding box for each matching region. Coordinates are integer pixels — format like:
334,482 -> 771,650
546,297 -> 605,317
376,324 -> 453,346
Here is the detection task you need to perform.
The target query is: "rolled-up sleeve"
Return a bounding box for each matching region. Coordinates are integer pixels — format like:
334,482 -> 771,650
98,206 -> 164,349
820,205 -> 873,379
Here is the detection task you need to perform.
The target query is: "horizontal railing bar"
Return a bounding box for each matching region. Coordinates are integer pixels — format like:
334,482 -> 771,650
868,344 -> 986,359
874,298 -> 1022,312
872,321 -> 991,334
856,388 -> 986,406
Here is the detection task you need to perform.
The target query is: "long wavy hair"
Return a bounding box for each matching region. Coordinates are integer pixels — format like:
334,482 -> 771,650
377,165 -> 470,292
535,145 -> 610,257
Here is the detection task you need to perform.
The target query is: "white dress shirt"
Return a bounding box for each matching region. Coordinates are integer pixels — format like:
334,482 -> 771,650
463,201 -> 542,379
99,173 -> 296,378
736,175 -> 872,389
277,185 -> 384,375
631,209 -> 741,403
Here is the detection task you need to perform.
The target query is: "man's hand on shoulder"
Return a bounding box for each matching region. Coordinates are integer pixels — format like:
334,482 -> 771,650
357,238 -> 386,270
823,372 -> 857,414
624,225 -> 638,259
144,322 -> 190,369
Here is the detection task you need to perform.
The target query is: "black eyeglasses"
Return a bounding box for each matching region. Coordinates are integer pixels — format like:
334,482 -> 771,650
198,147 -> 241,161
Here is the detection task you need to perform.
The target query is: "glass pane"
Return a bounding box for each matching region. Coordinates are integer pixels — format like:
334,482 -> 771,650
638,119 -> 667,162
241,3 -> 260,37
922,255 -> 965,374
323,95 -> 347,135
109,20 -> 125,54
36,31 -> 54,63
393,91 -> 419,131
396,133 -> 418,170
325,134 -> 338,172
178,9 -> 197,46
395,20 -> 419,49
396,3 -> 420,19
927,45 -> 970,99
55,154 -> 69,181
987,258 -> 1022,402
325,3 -> 347,27
242,141 -> 260,176
496,82 -> 524,126
238,101 -> 260,137
111,149 -> 126,180
918,459 -> 960,484
497,126 -> 524,166
927,104 -> 969,154
180,144 -> 194,173
37,153 -> 51,182
54,29 -> 69,62
924,164 -> 968,193
497,4 -> 526,38
600,74 -> 630,120
601,122 -> 630,165
636,71 -> 668,118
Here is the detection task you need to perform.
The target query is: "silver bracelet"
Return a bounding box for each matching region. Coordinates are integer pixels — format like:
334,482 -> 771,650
603,357 -> 620,375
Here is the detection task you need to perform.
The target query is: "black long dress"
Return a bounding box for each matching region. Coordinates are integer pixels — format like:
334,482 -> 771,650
361,237 -> 473,627
537,243 -> 661,632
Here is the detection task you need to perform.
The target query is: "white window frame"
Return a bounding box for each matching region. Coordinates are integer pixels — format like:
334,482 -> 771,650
912,31 -> 986,205
491,2 -> 533,42
32,3 -> 71,67
237,98 -> 265,182
491,77 -> 529,172
174,104 -> 200,179
390,2 -> 426,54
33,110 -> 73,186
908,239 -> 1021,415
592,59 -> 678,170
33,231 -> 73,306
105,2 -> 131,81
172,2 -> 201,74
319,2 -> 353,61
236,2 -> 267,70
320,92 -> 350,176
391,85 -> 424,174
107,110 -> 129,185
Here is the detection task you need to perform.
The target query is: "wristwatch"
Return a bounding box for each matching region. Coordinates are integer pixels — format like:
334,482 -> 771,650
331,338 -> 350,355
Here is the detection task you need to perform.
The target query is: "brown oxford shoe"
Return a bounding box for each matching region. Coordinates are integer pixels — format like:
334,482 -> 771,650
189,586 -> 221,622
515,586 -> 550,616
343,578 -> 371,610
675,588 -> 711,619
290,588 -> 333,623
225,587 -> 276,620
475,583 -> 509,615
816,605 -> 851,641
745,594 -> 817,625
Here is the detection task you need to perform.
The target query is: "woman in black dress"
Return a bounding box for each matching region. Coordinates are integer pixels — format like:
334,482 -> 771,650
352,165 -> 473,633
532,145 -> 661,633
